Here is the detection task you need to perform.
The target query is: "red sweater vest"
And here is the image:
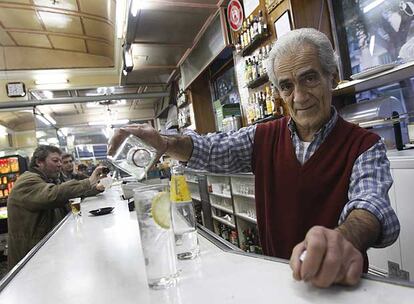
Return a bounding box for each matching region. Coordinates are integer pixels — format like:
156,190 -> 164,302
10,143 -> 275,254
252,116 -> 379,265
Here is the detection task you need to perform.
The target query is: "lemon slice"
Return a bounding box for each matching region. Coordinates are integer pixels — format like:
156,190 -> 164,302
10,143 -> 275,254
151,192 -> 171,229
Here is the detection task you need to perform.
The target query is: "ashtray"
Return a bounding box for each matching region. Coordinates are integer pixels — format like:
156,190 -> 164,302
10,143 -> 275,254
89,207 -> 115,216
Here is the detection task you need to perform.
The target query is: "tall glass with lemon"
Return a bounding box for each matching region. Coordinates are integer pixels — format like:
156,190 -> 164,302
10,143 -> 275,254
133,184 -> 178,289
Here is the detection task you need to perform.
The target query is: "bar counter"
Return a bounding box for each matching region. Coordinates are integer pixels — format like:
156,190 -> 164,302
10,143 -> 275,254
0,187 -> 413,304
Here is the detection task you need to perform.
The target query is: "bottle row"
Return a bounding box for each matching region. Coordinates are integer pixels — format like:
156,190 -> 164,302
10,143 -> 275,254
235,10 -> 268,53
244,42 -> 273,85
245,85 -> 288,124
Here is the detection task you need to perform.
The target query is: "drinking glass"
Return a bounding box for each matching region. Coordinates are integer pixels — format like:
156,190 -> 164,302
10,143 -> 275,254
70,198 -> 81,218
133,184 -> 178,289
108,134 -> 158,181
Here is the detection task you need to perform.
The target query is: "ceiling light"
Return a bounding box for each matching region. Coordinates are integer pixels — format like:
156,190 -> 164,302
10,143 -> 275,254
47,137 -> 59,144
36,131 -> 47,138
35,77 -> 68,85
36,115 -> 51,126
44,114 -> 56,125
123,44 -> 134,72
43,90 -> 54,99
116,0 -> 126,38
88,121 -> 107,126
112,119 -> 129,125
363,0 -> 385,13
131,0 -> 149,17
0,125 -> 7,137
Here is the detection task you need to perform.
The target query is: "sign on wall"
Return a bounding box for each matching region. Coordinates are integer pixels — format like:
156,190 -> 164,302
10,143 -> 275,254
227,0 -> 244,31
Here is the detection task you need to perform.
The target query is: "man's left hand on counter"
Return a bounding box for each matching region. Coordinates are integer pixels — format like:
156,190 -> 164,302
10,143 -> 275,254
290,226 -> 363,288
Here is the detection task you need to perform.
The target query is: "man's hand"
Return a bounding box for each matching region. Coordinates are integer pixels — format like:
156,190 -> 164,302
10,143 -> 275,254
88,166 -> 107,186
289,226 -> 363,288
107,124 -> 167,157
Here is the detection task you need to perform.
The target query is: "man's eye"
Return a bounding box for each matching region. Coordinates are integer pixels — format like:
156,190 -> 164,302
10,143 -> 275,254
305,74 -> 319,85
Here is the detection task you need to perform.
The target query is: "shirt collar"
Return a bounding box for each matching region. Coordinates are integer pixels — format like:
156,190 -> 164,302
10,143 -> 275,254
287,106 -> 338,141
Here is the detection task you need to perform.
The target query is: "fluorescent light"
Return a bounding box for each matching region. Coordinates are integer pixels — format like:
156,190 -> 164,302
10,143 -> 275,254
35,77 -> 68,85
43,90 -> 54,99
116,0 -> 126,38
131,0 -> 149,17
36,115 -> 51,126
123,44 -> 133,72
86,102 -> 100,108
111,119 -> 129,125
44,114 -> 56,125
88,119 -> 129,126
363,0 -> 385,13
36,131 -> 47,138
0,125 -> 7,136
88,121 -> 107,126
47,137 -> 59,144
369,35 -> 376,56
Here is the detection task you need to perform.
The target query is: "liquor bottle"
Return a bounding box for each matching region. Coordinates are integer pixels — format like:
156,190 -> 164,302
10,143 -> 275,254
258,10 -> 267,34
245,19 -> 251,46
249,15 -> 255,40
252,56 -> 258,80
170,162 -> 200,259
265,86 -> 274,116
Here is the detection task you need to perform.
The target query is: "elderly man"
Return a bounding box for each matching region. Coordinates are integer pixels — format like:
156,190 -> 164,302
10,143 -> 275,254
108,28 -> 400,288
60,153 -> 88,182
7,145 -> 106,268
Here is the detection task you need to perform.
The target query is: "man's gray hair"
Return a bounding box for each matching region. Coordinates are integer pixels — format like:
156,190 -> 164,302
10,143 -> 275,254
265,28 -> 338,88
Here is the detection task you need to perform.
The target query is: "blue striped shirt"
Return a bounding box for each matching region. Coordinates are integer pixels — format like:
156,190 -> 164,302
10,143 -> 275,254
183,108 -> 400,248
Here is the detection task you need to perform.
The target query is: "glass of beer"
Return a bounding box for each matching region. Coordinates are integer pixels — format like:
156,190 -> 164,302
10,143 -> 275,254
70,198 -> 81,218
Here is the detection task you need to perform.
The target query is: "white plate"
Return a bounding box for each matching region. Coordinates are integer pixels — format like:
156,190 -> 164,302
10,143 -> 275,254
350,63 -> 398,80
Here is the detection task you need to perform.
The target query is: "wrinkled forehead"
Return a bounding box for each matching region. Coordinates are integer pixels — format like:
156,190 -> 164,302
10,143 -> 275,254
274,44 -> 323,81
46,152 -> 62,161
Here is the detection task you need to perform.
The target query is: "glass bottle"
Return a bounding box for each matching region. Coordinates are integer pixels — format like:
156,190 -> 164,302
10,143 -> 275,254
170,162 -> 200,259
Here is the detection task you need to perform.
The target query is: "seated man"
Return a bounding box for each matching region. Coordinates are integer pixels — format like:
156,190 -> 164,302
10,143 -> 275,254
7,145 -> 106,269
60,153 -> 88,182
108,28 -> 400,288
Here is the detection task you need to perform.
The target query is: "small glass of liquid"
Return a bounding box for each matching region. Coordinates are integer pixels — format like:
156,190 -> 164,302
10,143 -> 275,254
107,135 -> 158,180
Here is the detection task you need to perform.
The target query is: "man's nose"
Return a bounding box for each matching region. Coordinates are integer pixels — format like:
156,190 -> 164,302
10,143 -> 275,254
293,85 -> 308,103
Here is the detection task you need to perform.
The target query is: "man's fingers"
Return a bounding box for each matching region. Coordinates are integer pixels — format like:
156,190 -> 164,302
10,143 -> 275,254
290,243 -> 306,281
300,227 -> 327,281
107,129 -> 129,156
336,248 -> 363,286
308,233 -> 343,288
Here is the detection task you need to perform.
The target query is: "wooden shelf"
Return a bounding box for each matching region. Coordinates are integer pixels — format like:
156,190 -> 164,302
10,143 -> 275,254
251,114 -> 280,125
233,192 -> 255,199
235,213 -> 257,224
211,203 -> 233,214
209,192 -> 231,199
239,32 -> 269,57
212,215 -> 236,228
246,74 -> 269,89
333,61 -> 414,96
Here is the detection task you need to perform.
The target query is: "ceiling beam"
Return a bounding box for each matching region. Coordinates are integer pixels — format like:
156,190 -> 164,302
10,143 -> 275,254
0,92 -> 169,110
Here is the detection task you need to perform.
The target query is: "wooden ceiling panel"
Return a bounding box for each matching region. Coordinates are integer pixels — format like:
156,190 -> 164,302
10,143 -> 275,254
33,0 -> 78,11
0,28 -> 15,45
83,18 -> 113,42
87,40 -> 113,58
11,32 -> 51,48
38,11 -> 83,35
0,8 -> 43,30
78,0 -> 115,21
5,46 -> 113,70
0,0 -> 30,4
49,35 -> 86,52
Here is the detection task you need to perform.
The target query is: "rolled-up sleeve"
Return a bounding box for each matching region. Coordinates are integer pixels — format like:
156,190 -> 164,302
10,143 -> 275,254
339,139 -> 400,248
183,125 -> 256,173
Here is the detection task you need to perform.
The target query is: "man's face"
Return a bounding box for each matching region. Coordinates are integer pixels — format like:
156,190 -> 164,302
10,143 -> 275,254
62,156 -> 74,174
37,152 -> 62,180
274,44 -> 333,134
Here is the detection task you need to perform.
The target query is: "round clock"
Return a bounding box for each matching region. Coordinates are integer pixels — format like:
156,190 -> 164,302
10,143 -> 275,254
6,82 -> 26,97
